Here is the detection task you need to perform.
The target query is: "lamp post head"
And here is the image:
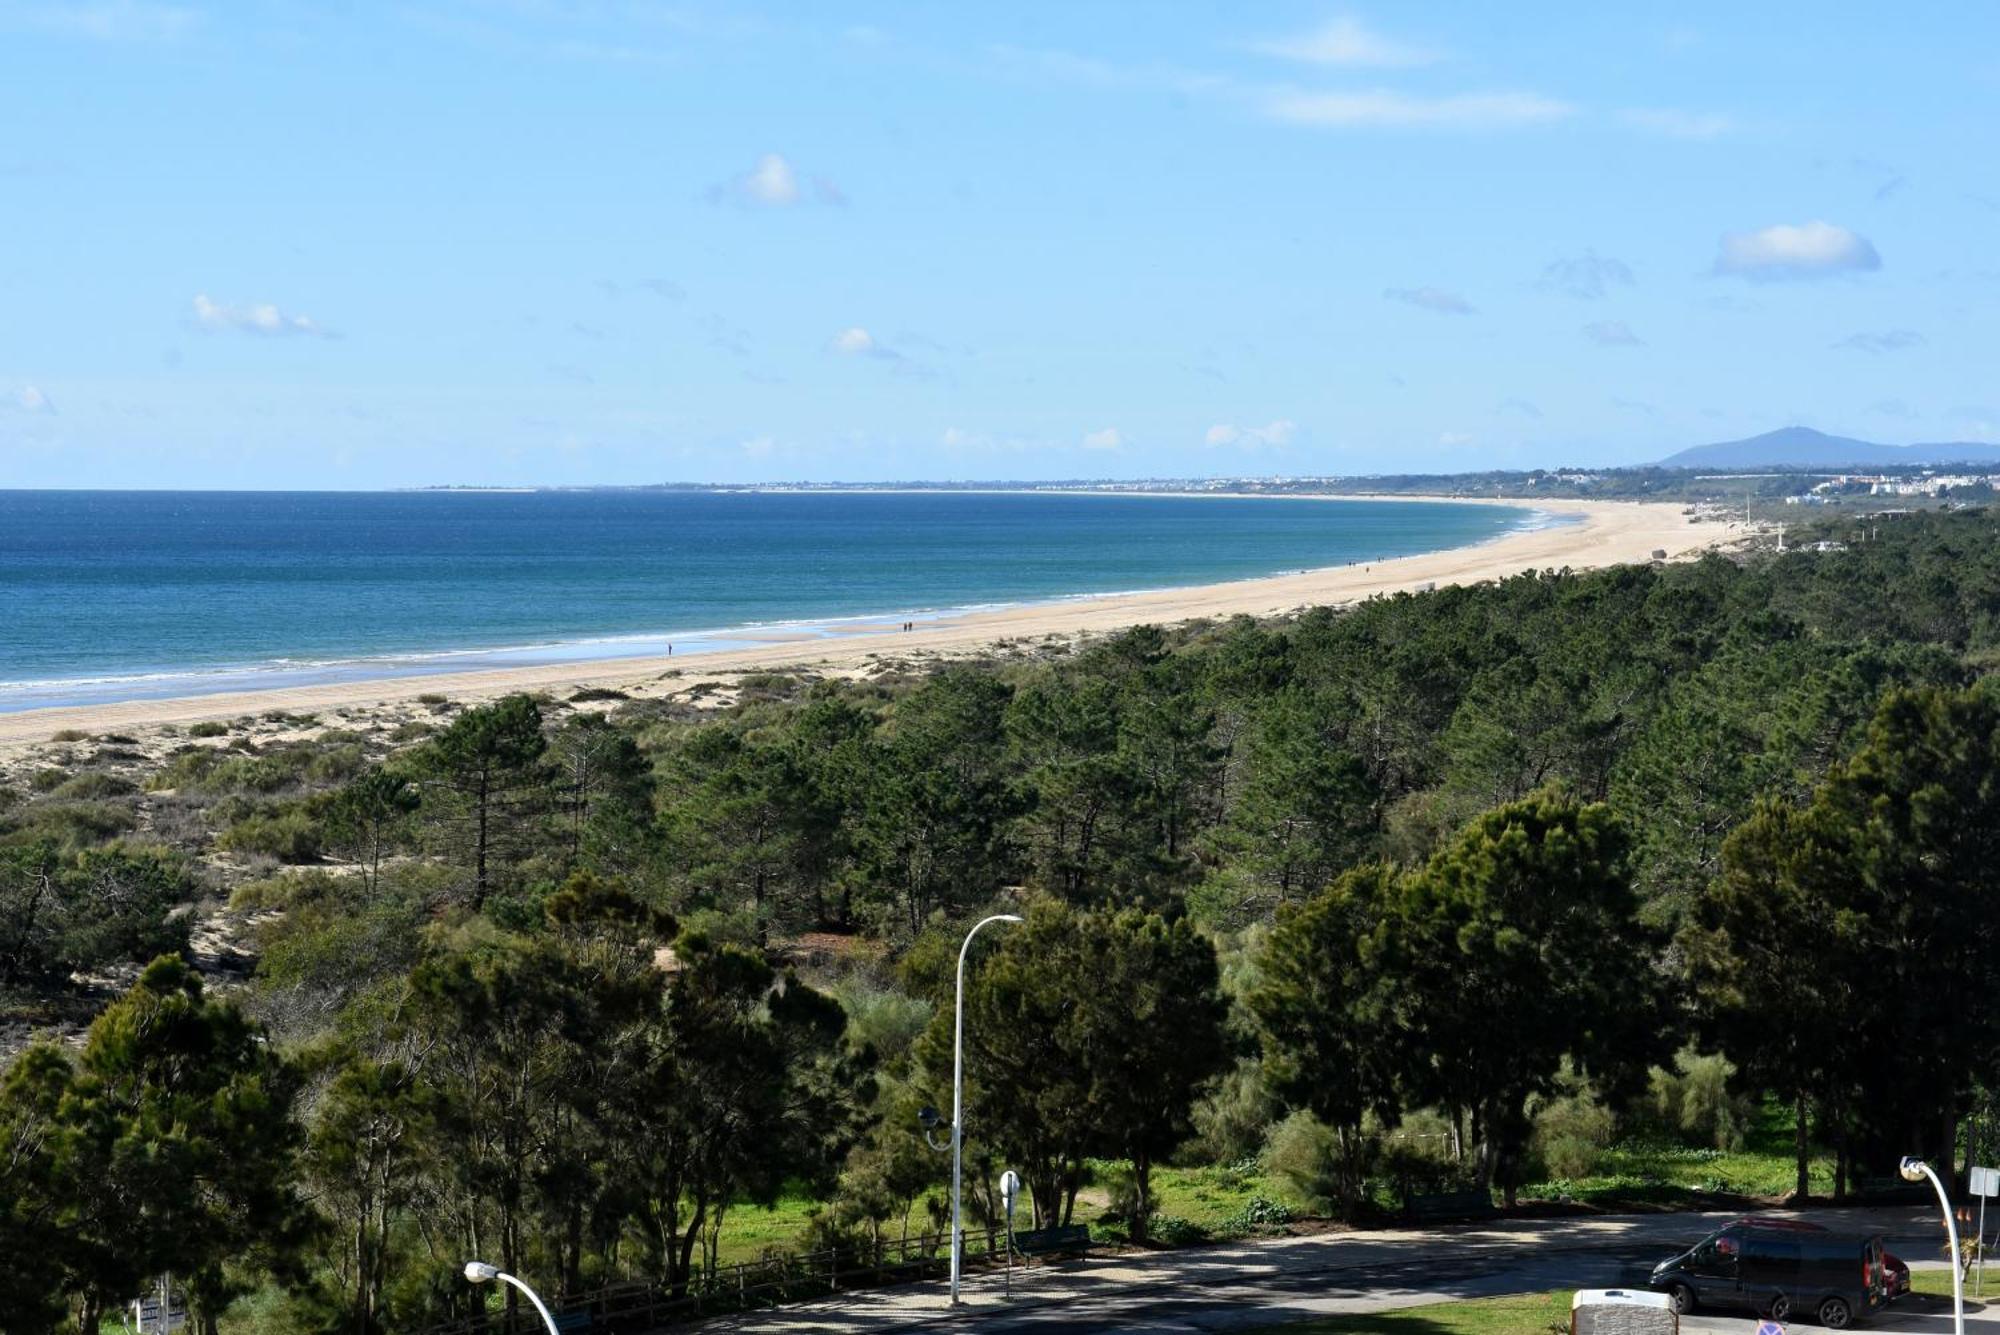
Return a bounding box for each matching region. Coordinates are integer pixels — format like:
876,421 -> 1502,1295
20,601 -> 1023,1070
997,914 -> 1023,924
1900,1156 -> 1928,1183
918,1105 -> 944,1131
464,1261 -> 501,1284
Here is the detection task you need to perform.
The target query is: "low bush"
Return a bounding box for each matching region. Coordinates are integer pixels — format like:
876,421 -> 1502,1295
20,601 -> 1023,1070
188,720 -> 229,738
217,809 -> 323,863
51,772 -> 137,801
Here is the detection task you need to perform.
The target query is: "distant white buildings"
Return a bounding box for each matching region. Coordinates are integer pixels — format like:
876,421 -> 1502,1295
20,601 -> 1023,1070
1782,471 -> 2000,504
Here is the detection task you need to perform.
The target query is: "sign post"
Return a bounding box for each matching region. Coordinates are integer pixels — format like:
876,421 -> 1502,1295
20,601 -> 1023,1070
999,1170 -> 1021,1299
1971,1166 -> 2000,1294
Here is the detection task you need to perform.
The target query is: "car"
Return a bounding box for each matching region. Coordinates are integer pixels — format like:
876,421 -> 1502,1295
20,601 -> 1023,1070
1718,1215 -> 1911,1301
1651,1221 -> 1889,1329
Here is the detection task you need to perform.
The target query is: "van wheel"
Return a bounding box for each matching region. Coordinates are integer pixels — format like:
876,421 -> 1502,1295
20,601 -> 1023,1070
1768,1294 -> 1793,1322
1818,1296 -> 1853,1329
1666,1283 -> 1695,1315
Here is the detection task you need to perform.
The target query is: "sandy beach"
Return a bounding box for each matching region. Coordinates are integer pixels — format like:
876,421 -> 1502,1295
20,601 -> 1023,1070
0,497 -> 1719,749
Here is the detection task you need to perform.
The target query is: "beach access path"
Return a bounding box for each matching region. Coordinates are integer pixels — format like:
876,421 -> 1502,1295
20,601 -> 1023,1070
687,1206 -> 1949,1335
0,497 -> 1719,746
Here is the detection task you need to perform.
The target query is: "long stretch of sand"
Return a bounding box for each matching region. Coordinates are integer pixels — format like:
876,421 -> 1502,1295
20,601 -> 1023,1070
0,497 -> 1721,746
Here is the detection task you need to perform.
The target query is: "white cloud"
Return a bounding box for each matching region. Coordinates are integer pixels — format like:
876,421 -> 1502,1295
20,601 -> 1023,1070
1438,431 -> 1474,446
1713,221 -> 1881,281
1206,419 -> 1297,448
1538,249 -> 1635,299
1384,286 -> 1474,315
191,294 -> 330,337
1081,427 -> 1123,450
1266,89 -> 1572,131
740,435 -> 776,459
1247,16 -> 1442,68
830,327 -> 878,355
1619,108 -> 1735,139
711,153 -> 843,208
17,384 -> 55,413
1583,320 -> 1644,347
1833,329 -> 1924,354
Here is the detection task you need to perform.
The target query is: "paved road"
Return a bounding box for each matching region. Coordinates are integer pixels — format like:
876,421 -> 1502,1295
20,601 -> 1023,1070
691,1208 -> 1964,1335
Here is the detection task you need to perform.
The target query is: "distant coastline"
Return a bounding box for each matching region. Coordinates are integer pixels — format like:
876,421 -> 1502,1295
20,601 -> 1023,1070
0,490 -> 1539,714
0,496 -> 1718,746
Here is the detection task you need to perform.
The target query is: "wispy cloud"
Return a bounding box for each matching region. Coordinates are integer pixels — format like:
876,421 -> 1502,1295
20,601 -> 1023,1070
1583,320 -> 1644,347
1538,249 -> 1635,299
1499,397 -> 1544,419
709,153 -> 844,208
1618,108 -> 1735,139
191,294 -> 331,337
1081,427 -> 1123,450
829,327 -> 933,379
1713,222 -> 1881,281
15,1 -> 199,42
10,383 -> 56,414
1246,16 -> 1442,68
1205,419 -> 1297,449
1267,89 -> 1572,131
1833,329 -> 1924,354
1384,286 -> 1475,315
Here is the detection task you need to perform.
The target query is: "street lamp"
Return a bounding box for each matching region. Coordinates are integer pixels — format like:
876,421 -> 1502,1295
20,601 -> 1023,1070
1901,1157 -> 1965,1335
464,1260 -> 561,1335
921,912 -> 1023,1305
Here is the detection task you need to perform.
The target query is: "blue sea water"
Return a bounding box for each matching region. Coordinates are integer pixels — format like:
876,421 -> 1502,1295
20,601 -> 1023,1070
0,490 -> 1548,711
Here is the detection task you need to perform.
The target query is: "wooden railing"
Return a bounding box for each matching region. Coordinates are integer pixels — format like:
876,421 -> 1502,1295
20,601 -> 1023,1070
419,1227 -> 1018,1335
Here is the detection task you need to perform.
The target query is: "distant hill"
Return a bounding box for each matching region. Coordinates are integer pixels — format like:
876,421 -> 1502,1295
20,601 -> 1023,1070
1660,426 -> 2000,470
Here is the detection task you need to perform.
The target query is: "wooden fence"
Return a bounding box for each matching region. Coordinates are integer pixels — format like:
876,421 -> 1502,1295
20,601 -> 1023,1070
418,1226 -> 1014,1335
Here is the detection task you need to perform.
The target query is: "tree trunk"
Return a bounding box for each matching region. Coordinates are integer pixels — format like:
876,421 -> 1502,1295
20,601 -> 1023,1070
1131,1151 -> 1152,1243
1794,1090 -> 1811,1202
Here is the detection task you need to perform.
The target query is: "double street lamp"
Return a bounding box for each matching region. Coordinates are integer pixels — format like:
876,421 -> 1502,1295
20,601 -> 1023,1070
917,912 -> 1023,1305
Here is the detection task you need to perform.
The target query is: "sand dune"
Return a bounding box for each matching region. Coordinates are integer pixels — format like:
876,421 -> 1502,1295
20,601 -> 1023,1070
0,497 -> 1722,747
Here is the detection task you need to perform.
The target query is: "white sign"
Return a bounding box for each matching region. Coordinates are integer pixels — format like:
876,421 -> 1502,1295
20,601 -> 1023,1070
999,1170 -> 1021,1212
1974,1166 -> 2000,1198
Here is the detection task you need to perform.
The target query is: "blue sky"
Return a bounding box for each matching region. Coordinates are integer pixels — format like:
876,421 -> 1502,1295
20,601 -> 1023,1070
2,1 -> 1995,487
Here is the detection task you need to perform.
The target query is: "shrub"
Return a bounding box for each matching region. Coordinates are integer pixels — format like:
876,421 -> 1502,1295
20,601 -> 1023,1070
570,687 -> 629,703
1531,1078 -> 1617,1180
52,772 -> 137,800
1148,1216 -> 1208,1247
1183,1059 -> 1283,1166
1262,1112 -> 1351,1216
1220,1196 -> 1294,1233
217,809 -> 323,863
49,728 -> 90,742
8,800 -> 137,848
29,768 -> 70,793
1647,1048 -> 1753,1151
188,720 -> 229,738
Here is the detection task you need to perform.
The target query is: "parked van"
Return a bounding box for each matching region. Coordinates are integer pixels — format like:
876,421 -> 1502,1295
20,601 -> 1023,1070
1649,1221 -> 1887,1328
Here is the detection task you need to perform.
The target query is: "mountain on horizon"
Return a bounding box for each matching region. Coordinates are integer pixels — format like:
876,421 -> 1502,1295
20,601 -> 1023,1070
1659,426 -> 2000,470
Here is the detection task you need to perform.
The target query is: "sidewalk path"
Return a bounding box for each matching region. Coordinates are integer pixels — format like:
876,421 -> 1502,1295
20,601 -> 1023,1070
691,1207 -> 1943,1334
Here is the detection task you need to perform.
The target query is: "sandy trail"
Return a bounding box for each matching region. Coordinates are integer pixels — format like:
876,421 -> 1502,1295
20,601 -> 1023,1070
0,497 -> 1719,747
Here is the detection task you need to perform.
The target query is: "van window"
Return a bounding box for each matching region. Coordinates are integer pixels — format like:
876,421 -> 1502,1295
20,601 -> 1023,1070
1741,1236 -> 1803,1270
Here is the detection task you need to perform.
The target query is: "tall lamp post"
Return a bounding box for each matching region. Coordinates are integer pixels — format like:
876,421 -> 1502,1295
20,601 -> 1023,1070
1902,1156 -> 1966,1335
918,912 -> 1024,1305
464,1260 -> 561,1335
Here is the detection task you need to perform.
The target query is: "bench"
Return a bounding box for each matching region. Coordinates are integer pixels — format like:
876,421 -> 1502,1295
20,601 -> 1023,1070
1404,1189 -> 1497,1223
1013,1224 -> 1093,1261
551,1310 -> 593,1334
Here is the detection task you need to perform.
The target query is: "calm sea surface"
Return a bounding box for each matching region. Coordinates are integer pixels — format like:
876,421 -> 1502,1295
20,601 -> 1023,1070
0,490 -> 1547,710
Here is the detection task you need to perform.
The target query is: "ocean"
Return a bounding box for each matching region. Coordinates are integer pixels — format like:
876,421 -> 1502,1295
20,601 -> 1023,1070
0,490 -> 1548,711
